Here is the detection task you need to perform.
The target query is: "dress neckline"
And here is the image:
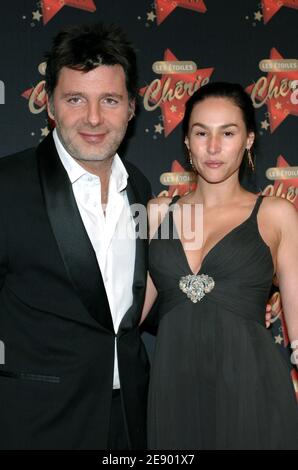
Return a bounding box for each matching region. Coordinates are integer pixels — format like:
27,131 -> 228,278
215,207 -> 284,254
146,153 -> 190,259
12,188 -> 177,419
171,195 -> 263,276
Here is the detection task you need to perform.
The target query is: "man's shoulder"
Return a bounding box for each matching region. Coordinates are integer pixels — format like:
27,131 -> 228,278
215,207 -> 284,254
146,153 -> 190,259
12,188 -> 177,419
0,147 -> 39,193
125,160 -> 149,182
0,133 -> 54,174
0,147 -> 37,172
125,160 -> 152,193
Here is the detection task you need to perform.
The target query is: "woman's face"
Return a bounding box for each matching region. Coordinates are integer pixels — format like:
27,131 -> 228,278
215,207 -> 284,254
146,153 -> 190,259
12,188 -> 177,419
185,97 -> 255,184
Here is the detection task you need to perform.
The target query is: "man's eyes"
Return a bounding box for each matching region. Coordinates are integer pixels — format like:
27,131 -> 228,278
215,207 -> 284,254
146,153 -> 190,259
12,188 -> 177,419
67,96 -> 83,104
66,97 -> 119,105
102,97 -> 119,105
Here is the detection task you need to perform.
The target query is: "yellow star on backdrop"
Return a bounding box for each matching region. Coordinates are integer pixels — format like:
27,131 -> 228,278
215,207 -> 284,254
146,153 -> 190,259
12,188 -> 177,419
154,123 -> 164,134
254,11 -> 263,21
41,126 -> 50,137
274,334 -> 283,345
147,11 -> 156,22
261,119 -> 270,130
32,10 -> 42,21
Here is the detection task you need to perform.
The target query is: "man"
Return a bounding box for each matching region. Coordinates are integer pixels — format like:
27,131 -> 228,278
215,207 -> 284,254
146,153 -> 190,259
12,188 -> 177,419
0,23 -> 278,450
0,23 -> 151,450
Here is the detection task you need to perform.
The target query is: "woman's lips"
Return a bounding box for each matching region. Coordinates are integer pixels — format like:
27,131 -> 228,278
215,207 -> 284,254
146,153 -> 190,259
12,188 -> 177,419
204,161 -> 224,169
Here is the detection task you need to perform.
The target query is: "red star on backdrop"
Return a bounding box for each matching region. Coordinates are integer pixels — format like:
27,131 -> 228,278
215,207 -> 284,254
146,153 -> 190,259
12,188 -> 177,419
41,0 -> 96,25
164,161 -> 196,198
155,0 -> 207,25
273,155 -> 298,210
261,0 -> 298,24
246,48 -> 298,133
139,49 -> 214,137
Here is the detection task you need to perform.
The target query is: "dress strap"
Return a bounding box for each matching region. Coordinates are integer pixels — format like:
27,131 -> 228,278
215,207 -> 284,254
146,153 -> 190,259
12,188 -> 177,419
250,194 -> 264,219
170,195 -> 181,206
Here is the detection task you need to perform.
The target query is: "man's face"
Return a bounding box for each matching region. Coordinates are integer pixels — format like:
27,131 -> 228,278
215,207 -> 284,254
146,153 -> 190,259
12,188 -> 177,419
47,65 -> 135,164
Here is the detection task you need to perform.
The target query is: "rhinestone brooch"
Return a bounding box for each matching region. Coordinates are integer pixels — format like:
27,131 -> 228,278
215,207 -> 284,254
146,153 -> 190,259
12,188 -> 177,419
179,274 -> 215,303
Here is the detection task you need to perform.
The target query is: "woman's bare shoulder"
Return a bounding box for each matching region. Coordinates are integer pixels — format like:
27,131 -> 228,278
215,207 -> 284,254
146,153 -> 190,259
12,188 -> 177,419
261,195 -> 297,219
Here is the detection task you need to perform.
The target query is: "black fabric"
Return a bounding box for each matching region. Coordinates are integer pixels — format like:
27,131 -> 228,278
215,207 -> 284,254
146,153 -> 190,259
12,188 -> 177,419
148,196 -> 298,450
0,133 -> 152,449
107,390 -> 129,450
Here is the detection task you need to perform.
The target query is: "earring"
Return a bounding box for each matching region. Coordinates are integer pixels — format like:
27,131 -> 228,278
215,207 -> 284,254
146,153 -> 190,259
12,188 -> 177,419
247,148 -> 255,172
189,153 -> 197,174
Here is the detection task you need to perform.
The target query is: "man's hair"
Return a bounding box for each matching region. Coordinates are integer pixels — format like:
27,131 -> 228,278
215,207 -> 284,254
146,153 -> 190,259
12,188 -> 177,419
45,23 -> 138,101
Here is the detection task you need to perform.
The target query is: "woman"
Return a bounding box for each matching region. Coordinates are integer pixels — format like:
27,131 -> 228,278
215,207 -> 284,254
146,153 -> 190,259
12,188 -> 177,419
141,82 -> 298,449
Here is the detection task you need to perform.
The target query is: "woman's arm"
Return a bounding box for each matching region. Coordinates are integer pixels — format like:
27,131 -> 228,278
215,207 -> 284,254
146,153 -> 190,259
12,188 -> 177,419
139,197 -> 171,324
140,272 -> 158,324
276,199 -> 298,367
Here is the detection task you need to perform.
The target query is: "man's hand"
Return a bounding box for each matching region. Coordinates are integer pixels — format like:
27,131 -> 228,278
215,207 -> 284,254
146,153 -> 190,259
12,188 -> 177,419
265,291 -> 283,328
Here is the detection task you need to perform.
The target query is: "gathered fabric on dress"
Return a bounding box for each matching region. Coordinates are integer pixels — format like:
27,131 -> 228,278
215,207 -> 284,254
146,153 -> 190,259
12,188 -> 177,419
148,195 -> 298,450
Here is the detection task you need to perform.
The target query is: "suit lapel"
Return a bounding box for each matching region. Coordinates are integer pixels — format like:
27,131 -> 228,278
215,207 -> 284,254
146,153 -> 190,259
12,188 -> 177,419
118,172 -> 148,333
37,134 -> 114,332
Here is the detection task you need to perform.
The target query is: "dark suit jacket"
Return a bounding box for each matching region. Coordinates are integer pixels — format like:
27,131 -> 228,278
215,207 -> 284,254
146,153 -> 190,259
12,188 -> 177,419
0,133 -> 152,449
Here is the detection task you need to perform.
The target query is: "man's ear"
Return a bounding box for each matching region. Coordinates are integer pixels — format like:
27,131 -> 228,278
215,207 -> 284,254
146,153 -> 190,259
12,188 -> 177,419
46,95 -> 55,121
128,99 -> 136,121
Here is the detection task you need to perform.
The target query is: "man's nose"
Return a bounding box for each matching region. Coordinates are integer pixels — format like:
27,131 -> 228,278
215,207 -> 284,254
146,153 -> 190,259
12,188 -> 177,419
86,102 -> 104,127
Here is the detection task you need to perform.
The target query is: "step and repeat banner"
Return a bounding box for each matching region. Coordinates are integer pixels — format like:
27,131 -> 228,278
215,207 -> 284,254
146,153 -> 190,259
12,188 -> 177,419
0,1 -> 297,392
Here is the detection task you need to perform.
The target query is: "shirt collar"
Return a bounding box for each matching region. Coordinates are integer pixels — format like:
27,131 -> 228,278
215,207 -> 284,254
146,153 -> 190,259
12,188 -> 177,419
53,128 -> 129,191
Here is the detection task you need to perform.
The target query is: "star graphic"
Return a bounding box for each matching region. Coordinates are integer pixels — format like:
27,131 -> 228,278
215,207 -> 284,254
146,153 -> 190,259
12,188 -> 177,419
155,0 -> 207,25
32,9 -> 42,21
274,334 -> 283,345
154,123 -> 164,134
147,11 -> 156,22
261,0 -> 298,24
261,119 -> 270,130
254,10 -> 263,21
41,0 -> 96,25
275,102 -> 282,109
139,49 -> 214,136
170,105 -> 177,113
246,48 -> 298,132
41,126 -> 50,137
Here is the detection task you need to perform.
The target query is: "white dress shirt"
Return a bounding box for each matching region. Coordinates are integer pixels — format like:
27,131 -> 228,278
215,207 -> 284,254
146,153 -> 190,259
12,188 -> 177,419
53,129 -> 136,389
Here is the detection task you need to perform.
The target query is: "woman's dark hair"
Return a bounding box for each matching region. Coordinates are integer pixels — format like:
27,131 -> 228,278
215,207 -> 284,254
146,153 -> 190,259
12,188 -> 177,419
45,23 -> 137,101
183,82 -> 257,178
183,81 -> 257,136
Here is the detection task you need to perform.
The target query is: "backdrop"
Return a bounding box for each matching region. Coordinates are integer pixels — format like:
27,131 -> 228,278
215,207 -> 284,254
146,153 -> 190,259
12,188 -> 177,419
0,0 -> 297,394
